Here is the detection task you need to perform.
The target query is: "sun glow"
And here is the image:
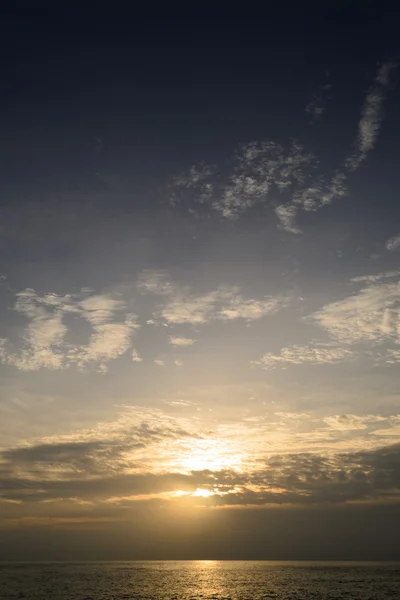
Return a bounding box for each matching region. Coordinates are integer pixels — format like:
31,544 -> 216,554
180,438 -> 243,472
193,488 -> 214,498
169,488 -> 214,499
171,490 -> 190,497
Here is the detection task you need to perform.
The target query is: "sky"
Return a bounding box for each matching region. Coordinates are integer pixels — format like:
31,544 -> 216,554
1,4 -> 400,560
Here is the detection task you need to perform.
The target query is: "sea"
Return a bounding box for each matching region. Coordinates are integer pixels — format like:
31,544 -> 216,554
0,561 -> 400,600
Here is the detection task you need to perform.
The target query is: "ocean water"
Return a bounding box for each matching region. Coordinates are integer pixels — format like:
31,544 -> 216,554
0,561 -> 400,600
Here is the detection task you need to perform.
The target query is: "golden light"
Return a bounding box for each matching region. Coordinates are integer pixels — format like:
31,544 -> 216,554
170,490 -> 190,497
193,488 -> 214,498
192,560 -> 220,568
169,489 -> 215,499
180,438 -> 243,472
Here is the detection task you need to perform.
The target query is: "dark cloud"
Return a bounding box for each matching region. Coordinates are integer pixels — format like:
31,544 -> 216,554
1,438 -> 400,508
0,419 -> 200,500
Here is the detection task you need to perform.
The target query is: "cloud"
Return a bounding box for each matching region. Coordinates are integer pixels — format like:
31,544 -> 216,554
370,423 -> 400,437
0,289 -> 69,371
168,164 -> 216,208
275,173 -> 348,233
310,275 -> 400,346
167,140 -> 323,227
250,443 -> 400,505
168,135 -> 350,234
346,62 -> 397,170
68,321 -> 138,372
161,287 -> 236,325
174,360 -> 183,367
0,289 -> 140,372
77,295 -> 126,326
305,82 -> 332,122
212,141 -> 315,220
161,289 -> 288,325
0,406 -> 209,506
274,204 -> 301,234
137,270 -> 173,296
292,172 -> 348,212
1,440 -> 126,479
351,271 -> 400,283
139,271 -> 289,325
252,271 -> 400,370
169,336 -> 196,347
305,97 -> 325,121
131,349 -> 143,363
2,430 -> 400,508
386,234 -> 400,251
218,295 -> 289,321
166,64 -> 395,233
154,359 -> 165,366
1,395 -> 400,513
323,414 -> 386,431
252,344 -> 355,369
376,348 -> 400,366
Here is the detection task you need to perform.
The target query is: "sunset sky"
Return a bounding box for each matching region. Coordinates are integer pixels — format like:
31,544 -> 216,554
1,5 -> 400,560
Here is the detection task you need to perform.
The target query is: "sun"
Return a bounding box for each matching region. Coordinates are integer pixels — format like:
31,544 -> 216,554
169,488 -> 215,499
193,488 -> 214,498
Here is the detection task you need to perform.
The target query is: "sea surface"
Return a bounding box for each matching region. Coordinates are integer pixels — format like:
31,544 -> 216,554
0,561 -> 400,600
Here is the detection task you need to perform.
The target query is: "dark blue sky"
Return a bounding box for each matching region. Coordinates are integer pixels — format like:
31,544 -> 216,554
1,3 -> 399,194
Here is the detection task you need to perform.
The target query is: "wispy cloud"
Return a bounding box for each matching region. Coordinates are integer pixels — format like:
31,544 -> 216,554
168,164 -> 216,208
376,348 -> 400,366
169,336 -> 196,347
275,172 -> 348,233
323,414 -> 386,431
213,141 -> 315,219
218,295 -> 290,321
252,271 -> 400,370
292,172 -> 348,212
168,134 -> 349,234
0,289 -> 140,373
0,289 -> 69,371
351,271 -> 400,283
305,82 -> 332,122
346,62 -> 397,170
386,234 -> 400,251
68,322 -> 137,373
167,140 -> 321,226
160,287 -> 235,325
305,97 -> 325,121
167,63 -> 396,234
252,344 -> 354,369
137,270 -> 173,296
162,291 -> 289,325
310,274 -> 400,346
274,204 -> 301,234
131,349 -> 143,363
139,271 -> 289,325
